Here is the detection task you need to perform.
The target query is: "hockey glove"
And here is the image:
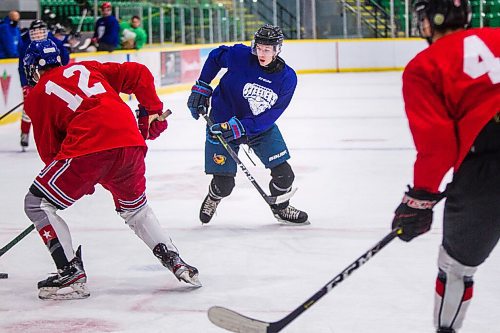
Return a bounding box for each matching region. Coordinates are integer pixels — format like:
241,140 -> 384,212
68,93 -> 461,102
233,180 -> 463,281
209,117 -> 245,142
187,80 -> 212,120
392,186 -> 444,242
136,105 -> 168,140
22,86 -> 32,98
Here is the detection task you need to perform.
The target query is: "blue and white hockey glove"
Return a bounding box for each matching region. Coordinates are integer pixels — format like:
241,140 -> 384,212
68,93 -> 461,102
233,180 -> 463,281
209,117 -> 245,142
187,80 -> 212,120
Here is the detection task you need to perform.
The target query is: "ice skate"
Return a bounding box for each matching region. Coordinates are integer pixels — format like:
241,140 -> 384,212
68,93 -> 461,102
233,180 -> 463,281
38,246 -> 89,300
199,193 -> 221,224
272,205 -> 310,225
437,328 -> 455,333
153,243 -> 202,287
20,133 -> 29,151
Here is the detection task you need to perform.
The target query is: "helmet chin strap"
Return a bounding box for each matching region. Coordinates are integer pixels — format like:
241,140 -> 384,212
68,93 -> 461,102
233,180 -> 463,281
33,68 -> 41,84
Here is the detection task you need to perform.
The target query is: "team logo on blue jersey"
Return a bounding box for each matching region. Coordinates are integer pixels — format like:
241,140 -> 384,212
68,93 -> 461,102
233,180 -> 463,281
213,153 -> 226,165
243,83 -> 278,116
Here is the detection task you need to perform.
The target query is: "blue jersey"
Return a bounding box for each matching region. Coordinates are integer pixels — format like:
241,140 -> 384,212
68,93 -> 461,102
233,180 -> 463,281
0,17 -> 20,58
17,32 -> 70,87
199,44 -> 297,137
94,15 -> 120,46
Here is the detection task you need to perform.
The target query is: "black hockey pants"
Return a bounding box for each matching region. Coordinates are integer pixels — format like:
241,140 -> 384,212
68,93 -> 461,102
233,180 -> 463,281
442,119 -> 500,266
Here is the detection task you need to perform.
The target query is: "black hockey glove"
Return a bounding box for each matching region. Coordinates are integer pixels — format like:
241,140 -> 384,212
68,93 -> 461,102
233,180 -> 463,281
187,80 -> 212,120
209,117 -> 245,142
392,186 -> 444,242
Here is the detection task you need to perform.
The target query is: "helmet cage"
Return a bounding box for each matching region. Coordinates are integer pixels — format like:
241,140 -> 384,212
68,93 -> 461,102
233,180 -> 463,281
29,20 -> 48,41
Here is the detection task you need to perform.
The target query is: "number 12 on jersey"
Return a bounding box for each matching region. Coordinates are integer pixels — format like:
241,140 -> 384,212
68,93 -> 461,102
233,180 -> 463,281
45,64 -> 107,111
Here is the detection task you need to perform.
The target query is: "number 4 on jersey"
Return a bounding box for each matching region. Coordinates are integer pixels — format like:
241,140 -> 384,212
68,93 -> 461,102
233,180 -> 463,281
463,35 -> 500,84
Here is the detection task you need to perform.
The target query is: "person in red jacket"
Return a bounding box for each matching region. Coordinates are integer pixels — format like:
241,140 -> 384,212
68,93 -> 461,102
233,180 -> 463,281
391,0 -> 499,331
22,39 -> 201,300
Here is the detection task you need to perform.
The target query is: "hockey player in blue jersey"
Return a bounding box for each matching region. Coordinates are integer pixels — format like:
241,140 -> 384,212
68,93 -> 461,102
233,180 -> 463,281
187,24 -> 309,225
17,20 -> 70,150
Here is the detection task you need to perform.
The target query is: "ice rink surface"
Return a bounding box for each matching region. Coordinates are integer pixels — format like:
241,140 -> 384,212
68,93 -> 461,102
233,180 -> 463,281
0,72 -> 498,333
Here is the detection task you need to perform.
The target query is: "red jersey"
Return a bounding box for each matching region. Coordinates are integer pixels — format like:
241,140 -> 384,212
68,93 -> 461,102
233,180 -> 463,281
25,61 -> 163,165
403,28 -> 500,193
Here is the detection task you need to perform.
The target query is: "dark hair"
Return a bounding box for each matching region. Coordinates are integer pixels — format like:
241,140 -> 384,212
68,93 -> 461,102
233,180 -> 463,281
131,16 -> 140,21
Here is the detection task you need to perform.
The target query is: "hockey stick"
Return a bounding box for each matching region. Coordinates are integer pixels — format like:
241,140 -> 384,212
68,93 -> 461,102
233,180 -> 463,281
0,224 -> 35,258
76,8 -> 88,35
0,102 -> 24,122
208,229 -> 399,332
68,7 -> 89,51
199,107 -> 296,206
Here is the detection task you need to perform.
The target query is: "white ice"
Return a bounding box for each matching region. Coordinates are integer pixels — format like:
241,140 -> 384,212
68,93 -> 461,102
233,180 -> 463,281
0,72 -> 498,333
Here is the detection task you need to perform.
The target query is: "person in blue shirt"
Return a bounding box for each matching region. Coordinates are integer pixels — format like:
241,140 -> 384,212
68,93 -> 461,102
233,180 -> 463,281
17,20 -> 70,150
187,24 -> 309,225
92,2 -> 120,52
0,11 -> 21,59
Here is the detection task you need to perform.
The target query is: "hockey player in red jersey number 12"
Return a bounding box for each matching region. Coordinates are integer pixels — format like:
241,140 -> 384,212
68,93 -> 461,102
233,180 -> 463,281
391,0 -> 499,331
22,39 -> 201,300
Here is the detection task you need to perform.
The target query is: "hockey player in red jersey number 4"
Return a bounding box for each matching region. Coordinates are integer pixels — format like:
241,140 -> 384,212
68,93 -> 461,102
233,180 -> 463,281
391,0 -> 499,331
22,39 -> 201,300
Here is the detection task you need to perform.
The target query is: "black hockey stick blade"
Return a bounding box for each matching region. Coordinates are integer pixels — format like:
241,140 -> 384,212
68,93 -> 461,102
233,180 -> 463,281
207,229 -> 399,332
208,306 -> 270,333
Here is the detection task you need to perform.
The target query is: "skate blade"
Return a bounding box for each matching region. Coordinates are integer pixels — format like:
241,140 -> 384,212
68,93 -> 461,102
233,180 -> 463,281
178,271 -> 202,287
38,283 -> 90,300
274,216 -> 311,226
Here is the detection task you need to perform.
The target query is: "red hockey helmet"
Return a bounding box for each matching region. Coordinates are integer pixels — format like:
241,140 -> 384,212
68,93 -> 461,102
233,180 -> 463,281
101,2 -> 112,10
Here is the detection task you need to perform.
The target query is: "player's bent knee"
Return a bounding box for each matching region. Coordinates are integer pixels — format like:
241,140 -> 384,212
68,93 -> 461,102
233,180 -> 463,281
211,175 -> 235,198
119,204 -> 171,250
438,246 -> 478,277
270,161 -> 295,189
119,203 -> 148,225
24,190 -> 56,223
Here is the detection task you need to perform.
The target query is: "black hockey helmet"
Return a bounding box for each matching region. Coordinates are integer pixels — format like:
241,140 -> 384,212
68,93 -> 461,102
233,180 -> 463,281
251,24 -> 284,56
413,0 -> 471,36
29,19 -> 48,41
29,19 -> 48,31
254,24 -> 284,45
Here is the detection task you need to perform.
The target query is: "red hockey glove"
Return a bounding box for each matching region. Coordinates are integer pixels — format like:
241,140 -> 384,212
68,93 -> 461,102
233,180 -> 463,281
137,105 -> 169,140
22,86 -> 32,99
392,186 -> 444,242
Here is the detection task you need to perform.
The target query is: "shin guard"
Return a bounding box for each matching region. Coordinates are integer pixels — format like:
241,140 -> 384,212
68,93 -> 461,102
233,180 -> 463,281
24,191 -> 74,269
120,204 -> 176,252
434,246 -> 477,331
